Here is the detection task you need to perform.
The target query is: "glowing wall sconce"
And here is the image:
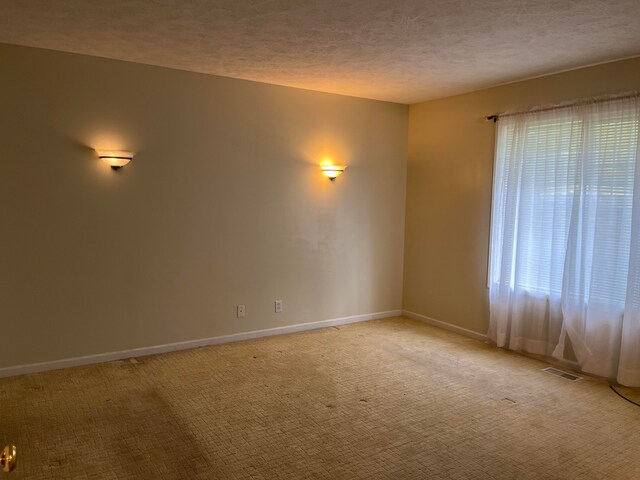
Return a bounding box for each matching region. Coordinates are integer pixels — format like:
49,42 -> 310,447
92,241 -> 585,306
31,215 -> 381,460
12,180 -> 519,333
97,150 -> 134,170
321,164 -> 347,181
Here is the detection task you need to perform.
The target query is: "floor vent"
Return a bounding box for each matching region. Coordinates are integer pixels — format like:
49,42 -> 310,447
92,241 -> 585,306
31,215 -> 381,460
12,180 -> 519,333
543,367 -> 582,381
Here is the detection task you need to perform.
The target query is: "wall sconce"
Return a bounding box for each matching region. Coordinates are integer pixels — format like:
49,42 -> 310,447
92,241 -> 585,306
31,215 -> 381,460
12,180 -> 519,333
321,164 -> 347,181
97,150 -> 134,170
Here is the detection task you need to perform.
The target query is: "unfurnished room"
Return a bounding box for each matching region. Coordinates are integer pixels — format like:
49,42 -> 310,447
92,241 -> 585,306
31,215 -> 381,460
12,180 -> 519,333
0,1 -> 639,479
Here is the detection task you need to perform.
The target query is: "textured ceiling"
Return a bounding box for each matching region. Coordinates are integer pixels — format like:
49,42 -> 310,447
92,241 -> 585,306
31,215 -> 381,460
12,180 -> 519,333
0,0 -> 639,103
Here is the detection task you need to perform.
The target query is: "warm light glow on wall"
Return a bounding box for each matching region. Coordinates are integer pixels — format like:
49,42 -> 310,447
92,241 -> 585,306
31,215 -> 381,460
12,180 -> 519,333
96,150 -> 134,170
320,161 -> 347,181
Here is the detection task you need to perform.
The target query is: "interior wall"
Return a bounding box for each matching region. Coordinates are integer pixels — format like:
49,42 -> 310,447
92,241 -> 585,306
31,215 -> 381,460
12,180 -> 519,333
404,56 -> 640,335
0,43 -> 408,369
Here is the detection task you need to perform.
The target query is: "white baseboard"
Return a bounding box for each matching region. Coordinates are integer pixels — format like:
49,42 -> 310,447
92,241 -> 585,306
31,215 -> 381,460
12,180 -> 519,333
0,310 -> 401,379
402,310 -> 487,342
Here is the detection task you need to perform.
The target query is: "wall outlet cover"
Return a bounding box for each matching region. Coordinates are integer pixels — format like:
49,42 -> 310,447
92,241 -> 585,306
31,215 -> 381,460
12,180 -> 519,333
275,300 -> 283,313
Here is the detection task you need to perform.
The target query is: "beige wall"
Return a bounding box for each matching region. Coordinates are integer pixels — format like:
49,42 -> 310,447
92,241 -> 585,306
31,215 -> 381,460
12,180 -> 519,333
0,43 -> 408,368
404,56 -> 640,334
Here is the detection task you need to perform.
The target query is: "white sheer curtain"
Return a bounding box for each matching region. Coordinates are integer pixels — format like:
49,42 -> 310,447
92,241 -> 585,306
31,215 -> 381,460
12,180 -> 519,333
488,95 -> 640,387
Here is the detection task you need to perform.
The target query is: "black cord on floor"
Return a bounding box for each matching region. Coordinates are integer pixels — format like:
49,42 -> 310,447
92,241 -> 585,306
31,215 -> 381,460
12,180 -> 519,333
610,385 -> 640,408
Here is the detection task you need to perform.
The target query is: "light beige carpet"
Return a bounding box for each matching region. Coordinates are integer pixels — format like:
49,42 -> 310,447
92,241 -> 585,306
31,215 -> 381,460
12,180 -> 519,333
1,317 -> 639,479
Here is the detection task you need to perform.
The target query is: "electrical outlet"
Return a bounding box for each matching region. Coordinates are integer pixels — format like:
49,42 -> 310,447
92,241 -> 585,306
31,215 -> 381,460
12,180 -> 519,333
275,300 -> 283,313
237,304 -> 245,318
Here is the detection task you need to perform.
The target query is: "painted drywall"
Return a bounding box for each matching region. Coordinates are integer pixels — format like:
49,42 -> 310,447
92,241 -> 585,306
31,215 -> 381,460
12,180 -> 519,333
404,56 -> 640,335
0,43 -> 407,369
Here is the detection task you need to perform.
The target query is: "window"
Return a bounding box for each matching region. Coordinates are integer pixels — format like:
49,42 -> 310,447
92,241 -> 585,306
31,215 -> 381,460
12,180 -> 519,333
489,101 -> 639,308
487,95 -> 640,386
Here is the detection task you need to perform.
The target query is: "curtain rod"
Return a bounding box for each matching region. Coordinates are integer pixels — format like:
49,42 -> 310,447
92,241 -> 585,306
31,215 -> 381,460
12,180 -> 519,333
486,92 -> 639,122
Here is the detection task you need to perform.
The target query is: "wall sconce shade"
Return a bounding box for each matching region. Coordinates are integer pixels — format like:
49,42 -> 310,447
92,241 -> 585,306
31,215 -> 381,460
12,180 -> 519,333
97,150 -> 134,170
321,165 -> 347,181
